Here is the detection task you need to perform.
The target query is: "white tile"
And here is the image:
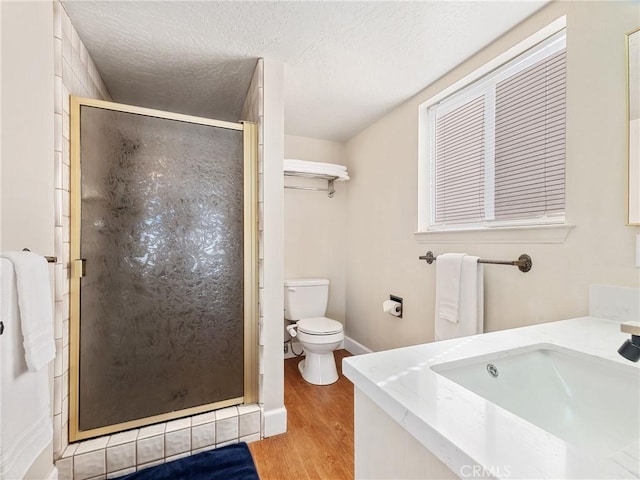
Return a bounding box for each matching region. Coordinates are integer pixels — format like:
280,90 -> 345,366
62,136 -> 70,165
165,417 -> 191,432
63,85 -> 71,115
53,1 -> 62,39
191,445 -> 217,455
62,293 -> 70,322
71,27 -> 80,53
53,414 -> 62,454
54,113 -> 63,152
239,411 -> 260,437
55,225 -> 64,261
106,442 -> 136,473
107,429 -> 139,447
106,466 -> 135,479
237,404 -> 260,416
63,319 -> 69,347
54,38 -> 63,77
62,190 -> 70,218
54,301 -> 63,341
61,443 -> 79,458
165,428 -> 190,457
240,433 -> 261,444
80,43 -> 88,67
54,189 -> 63,227
63,59 -> 73,87
215,406 -> 238,421
215,417 -> 238,444
87,476 -> 106,480
76,436 -> 110,455
63,111 -> 69,140
165,452 -> 190,463
56,456 -> 73,480
54,339 -> 63,376
136,435 -> 164,464
62,423 -> 69,454
74,450 -> 106,480
61,8 -> 71,38
62,32 -> 72,64
62,344 -> 69,375
61,397 -> 68,426
216,439 -> 239,448
191,422 -> 215,450
136,459 -> 164,471
55,74 -> 63,115
53,376 -> 62,415
191,411 -> 216,426
137,423 -> 165,439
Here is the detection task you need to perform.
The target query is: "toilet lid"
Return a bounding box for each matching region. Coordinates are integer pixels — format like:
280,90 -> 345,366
297,317 -> 343,335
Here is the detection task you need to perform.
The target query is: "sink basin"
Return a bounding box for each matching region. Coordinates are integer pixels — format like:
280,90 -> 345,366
432,343 -> 640,455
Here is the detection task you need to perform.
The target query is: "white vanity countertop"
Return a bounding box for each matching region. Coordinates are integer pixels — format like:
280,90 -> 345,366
343,316 -> 640,479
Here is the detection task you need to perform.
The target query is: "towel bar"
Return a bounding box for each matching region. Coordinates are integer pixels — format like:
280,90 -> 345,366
284,172 -> 337,197
22,248 -> 57,263
419,251 -> 532,273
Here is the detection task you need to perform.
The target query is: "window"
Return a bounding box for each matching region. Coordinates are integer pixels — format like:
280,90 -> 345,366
422,27 -> 566,232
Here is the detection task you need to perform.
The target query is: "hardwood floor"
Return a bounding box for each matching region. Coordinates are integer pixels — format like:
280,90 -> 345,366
249,350 -> 354,480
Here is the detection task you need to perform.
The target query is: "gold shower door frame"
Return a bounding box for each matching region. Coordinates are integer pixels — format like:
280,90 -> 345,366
68,96 -> 258,442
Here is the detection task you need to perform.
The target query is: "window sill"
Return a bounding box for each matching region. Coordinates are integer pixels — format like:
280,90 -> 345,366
414,223 -> 575,244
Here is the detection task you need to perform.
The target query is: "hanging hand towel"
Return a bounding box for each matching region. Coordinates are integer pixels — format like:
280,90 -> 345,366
435,253 -> 465,323
0,251 -> 55,371
435,255 -> 484,341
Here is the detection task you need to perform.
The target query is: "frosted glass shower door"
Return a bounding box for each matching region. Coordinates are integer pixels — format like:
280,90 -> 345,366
69,98 -> 257,440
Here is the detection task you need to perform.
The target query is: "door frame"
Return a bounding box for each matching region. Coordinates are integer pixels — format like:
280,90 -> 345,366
68,96 -> 258,442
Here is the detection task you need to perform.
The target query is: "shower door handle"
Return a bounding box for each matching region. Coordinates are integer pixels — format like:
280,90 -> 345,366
72,259 -> 87,278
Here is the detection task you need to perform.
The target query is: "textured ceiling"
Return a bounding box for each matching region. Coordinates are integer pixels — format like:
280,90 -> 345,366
62,1 -> 548,141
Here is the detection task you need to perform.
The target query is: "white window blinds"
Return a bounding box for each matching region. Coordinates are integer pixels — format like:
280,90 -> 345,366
429,30 -> 566,228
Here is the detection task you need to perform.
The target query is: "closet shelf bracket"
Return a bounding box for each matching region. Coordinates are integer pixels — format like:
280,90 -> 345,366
284,172 -> 337,197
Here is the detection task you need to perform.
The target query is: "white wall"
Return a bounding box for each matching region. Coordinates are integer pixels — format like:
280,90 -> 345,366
260,60 -> 287,437
1,1 -> 54,255
1,2 -> 55,478
345,1 -> 640,352
284,135 -> 348,324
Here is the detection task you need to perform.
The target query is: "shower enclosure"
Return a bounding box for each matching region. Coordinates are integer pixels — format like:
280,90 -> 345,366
69,97 -> 257,441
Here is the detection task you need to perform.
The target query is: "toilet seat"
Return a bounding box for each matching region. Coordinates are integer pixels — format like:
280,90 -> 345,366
297,317 -> 343,335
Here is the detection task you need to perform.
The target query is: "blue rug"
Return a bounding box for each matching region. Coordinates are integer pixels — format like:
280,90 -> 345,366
115,443 -> 259,480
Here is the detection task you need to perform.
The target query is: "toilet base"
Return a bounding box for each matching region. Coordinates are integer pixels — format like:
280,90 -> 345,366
298,352 -> 339,386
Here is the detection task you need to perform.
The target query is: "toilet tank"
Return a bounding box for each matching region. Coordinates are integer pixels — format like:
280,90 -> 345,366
284,278 -> 330,321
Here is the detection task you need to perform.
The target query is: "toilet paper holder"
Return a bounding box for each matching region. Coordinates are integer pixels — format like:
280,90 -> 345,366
383,295 -> 403,318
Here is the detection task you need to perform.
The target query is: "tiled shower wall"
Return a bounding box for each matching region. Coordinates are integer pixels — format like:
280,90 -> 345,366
53,3 -> 264,478
52,0 -> 112,459
240,60 -> 266,407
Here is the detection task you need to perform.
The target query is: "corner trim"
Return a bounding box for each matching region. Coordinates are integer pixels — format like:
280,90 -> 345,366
262,407 -> 287,438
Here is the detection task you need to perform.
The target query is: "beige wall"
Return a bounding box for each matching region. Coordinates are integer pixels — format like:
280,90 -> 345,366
1,0 -> 54,255
1,3 -> 55,479
345,1 -> 640,352
284,135 -> 348,323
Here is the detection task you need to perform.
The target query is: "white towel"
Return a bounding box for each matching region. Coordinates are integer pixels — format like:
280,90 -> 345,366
0,251 -> 55,371
284,159 -> 347,172
0,258 -> 53,480
435,253 -> 464,323
435,255 -> 484,341
284,159 -> 350,180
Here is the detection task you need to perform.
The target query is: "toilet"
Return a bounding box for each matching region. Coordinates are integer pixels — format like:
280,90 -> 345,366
284,278 -> 344,385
